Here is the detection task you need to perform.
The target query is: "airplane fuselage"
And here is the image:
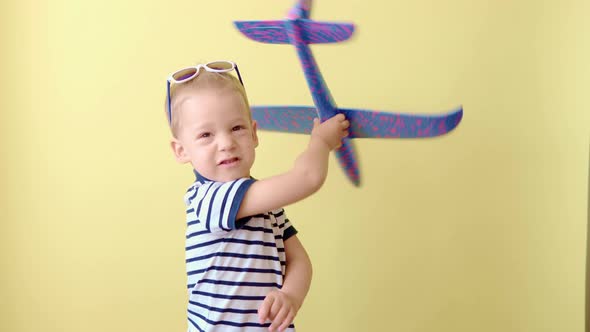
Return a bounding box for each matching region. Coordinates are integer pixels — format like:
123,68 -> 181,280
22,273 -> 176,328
284,19 -> 361,185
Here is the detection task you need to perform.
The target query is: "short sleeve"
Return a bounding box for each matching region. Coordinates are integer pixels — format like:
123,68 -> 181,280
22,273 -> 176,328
272,209 -> 298,241
184,178 -> 255,232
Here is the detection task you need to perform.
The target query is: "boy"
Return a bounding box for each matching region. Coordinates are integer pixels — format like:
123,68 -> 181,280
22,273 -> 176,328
165,61 -> 349,332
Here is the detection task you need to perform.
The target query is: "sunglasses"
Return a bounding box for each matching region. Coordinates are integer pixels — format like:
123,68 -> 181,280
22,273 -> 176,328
165,60 -> 244,124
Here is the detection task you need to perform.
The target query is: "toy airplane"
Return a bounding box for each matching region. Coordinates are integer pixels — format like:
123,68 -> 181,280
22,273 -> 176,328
234,0 -> 463,186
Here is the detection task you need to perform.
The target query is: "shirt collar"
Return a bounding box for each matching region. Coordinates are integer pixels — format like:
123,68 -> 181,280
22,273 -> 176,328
193,170 -> 212,183
193,170 -> 257,183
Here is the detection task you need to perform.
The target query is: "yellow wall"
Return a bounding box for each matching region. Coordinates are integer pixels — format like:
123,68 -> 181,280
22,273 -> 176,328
2,0 -> 588,331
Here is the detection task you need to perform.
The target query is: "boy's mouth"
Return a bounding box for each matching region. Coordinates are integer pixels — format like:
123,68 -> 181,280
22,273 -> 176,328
218,157 -> 240,166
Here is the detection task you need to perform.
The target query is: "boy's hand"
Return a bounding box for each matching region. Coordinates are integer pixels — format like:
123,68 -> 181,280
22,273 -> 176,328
311,113 -> 350,150
258,290 -> 299,332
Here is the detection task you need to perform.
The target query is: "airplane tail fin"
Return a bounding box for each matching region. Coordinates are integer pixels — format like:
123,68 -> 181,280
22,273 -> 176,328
234,19 -> 354,44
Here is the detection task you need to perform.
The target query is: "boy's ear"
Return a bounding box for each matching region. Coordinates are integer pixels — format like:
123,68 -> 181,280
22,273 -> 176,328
170,138 -> 190,163
251,120 -> 259,147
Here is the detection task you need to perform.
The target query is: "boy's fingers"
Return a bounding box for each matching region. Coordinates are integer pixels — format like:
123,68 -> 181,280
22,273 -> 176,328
278,310 -> 296,332
258,296 -> 275,323
269,297 -> 282,320
269,307 -> 288,332
271,307 -> 289,328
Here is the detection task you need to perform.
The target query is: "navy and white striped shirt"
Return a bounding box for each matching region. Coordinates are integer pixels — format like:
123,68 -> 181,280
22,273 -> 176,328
184,176 -> 298,332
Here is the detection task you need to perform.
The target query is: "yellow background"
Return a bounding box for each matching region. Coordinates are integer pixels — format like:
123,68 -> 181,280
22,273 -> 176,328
1,0 -> 588,331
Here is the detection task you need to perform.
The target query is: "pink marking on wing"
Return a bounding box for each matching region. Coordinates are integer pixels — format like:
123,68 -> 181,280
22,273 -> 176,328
396,118 -> 405,128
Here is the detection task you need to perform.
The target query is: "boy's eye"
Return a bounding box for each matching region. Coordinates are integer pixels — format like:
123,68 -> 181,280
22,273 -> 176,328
232,125 -> 245,131
198,132 -> 211,139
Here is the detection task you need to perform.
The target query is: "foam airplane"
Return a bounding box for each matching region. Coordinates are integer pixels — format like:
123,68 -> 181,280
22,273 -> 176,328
234,0 -> 463,186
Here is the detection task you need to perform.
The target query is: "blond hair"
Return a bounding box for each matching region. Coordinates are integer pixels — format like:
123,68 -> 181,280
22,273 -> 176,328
166,70 -> 251,137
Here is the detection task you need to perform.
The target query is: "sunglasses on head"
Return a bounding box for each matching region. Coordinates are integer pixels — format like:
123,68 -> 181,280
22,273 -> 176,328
165,60 -> 244,124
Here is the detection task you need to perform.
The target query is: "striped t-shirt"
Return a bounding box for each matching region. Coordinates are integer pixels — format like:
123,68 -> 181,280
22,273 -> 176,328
183,176 -> 298,332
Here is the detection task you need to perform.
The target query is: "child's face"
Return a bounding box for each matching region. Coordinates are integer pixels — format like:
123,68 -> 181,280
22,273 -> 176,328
171,88 -> 258,182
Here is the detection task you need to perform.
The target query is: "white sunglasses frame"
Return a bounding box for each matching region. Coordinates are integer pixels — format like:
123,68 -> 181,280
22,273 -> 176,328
165,60 -> 244,124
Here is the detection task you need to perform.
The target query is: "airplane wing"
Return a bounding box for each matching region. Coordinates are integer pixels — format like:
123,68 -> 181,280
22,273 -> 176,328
234,21 -> 290,44
252,105 -> 463,138
234,20 -> 354,44
338,106 -> 463,138
299,20 -> 355,43
251,106 -> 316,134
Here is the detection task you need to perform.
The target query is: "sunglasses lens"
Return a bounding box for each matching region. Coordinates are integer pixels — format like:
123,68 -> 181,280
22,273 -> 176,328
206,61 -> 234,71
172,67 -> 198,82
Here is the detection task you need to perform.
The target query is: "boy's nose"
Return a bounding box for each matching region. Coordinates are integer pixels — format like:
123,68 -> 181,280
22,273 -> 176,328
217,133 -> 236,151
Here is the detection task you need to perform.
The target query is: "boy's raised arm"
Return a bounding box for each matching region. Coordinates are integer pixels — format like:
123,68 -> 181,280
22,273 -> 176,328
236,114 -> 349,219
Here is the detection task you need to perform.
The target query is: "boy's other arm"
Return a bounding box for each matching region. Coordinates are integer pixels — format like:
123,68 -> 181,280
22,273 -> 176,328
280,235 -> 312,310
258,235 -> 312,331
237,114 -> 349,219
